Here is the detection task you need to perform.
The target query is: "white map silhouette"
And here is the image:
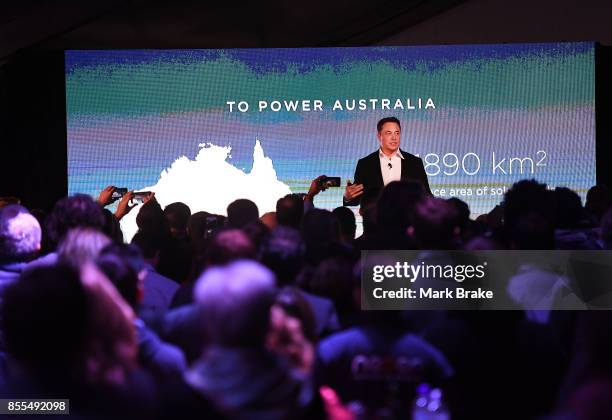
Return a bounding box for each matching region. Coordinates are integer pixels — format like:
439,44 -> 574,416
120,139 -> 292,242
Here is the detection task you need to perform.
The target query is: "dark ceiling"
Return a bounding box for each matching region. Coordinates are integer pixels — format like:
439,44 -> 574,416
1,0 -> 465,60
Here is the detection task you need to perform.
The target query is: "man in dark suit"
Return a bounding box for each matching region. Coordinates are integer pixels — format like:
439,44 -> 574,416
343,117 -> 431,206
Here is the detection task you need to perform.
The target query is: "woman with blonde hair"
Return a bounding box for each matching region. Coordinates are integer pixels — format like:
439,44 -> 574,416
79,262 -> 139,386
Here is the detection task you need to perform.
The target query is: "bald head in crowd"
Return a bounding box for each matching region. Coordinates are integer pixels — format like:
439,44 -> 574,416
0,205 -> 41,262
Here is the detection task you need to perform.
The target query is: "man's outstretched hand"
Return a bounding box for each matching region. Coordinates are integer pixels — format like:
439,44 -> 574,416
141,191 -> 156,205
305,175 -> 329,201
114,191 -> 135,220
343,180 -> 364,201
97,186 -> 118,207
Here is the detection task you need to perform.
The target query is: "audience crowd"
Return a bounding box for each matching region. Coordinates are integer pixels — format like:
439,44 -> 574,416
1,178 -> 612,419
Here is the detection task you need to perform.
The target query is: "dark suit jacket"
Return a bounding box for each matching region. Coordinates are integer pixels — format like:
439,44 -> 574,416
344,149 -> 431,206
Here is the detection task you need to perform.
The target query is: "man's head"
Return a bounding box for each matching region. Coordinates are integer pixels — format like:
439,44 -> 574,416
447,198 -> 470,227
553,187 -> 583,229
586,184 -> 612,222
96,244 -> 146,310
136,199 -> 169,236
301,208 -> 341,265
276,194 -> 304,229
131,230 -> 164,263
260,212 -> 278,231
227,199 -> 259,229
260,226 -> 305,286
0,205 -> 41,262
46,194 -> 105,250
194,260 -> 277,347
377,117 -> 401,156
205,229 -> 256,266
377,181 -> 425,232
332,206 -> 356,242
164,202 -> 191,237
503,180 -> 555,249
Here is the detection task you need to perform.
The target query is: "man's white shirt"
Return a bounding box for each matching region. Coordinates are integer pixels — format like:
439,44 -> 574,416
379,149 -> 403,186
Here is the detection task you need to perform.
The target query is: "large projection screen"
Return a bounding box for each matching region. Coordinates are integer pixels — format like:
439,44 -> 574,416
66,43 -> 596,239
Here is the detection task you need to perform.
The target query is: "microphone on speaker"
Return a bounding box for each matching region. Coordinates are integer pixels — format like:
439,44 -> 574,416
388,162 -> 392,169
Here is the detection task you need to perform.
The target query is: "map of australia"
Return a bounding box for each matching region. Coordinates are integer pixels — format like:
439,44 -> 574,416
120,139 -> 291,242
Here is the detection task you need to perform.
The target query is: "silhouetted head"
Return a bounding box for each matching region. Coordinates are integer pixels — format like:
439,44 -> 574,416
302,208 -> 339,244
275,286 -> 317,344
301,208 -> 341,264
276,194 -> 304,229
227,199 -> 259,229
188,211 -> 210,242
332,206 -> 356,242
586,184 -> 612,223
164,202 -> 191,237
554,187 -> 584,229
136,199 -> 169,237
310,256 -> 354,309
260,226 -> 305,286
377,181 -> 425,232
46,194 -> 105,250
447,197 -> 470,227
97,243 -> 145,309
242,220 -> 270,253
503,180 -> 554,249
102,208 -> 124,244
131,229 -> 164,262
